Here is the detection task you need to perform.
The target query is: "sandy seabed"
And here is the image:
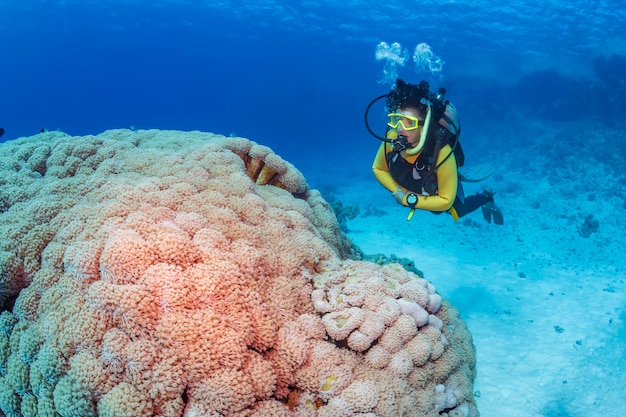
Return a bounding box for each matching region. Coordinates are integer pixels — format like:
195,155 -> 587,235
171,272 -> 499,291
309,124 -> 626,417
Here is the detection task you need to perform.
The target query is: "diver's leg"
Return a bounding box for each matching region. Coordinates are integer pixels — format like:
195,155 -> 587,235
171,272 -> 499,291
455,189 -> 504,225
455,193 -> 491,218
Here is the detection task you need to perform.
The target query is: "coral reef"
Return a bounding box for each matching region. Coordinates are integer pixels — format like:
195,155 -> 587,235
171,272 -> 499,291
578,214 -> 599,238
0,129 -> 478,416
329,200 -> 359,233
363,253 -> 424,277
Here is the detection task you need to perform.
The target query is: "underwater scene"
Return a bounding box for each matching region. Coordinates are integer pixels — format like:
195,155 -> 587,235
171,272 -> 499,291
1,1 -> 625,416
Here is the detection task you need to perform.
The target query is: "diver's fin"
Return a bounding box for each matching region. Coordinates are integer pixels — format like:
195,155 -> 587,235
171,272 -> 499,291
491,204 -> 504,225
481,202 -> 493,223
459,163 -> 495,182
481,201 -> 504,225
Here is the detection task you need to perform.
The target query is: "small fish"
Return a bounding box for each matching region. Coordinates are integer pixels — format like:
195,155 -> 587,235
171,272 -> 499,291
0,128 -> 5,138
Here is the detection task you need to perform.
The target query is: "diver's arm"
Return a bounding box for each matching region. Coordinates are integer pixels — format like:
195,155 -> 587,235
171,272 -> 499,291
414,146 -> 458,211
372,143 -> 402,193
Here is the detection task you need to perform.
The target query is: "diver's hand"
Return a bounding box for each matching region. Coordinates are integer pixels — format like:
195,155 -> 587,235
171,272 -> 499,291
392,190 -> 406,205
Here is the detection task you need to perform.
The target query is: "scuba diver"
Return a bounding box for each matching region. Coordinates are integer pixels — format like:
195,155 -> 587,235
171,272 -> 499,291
366,78 -> 503,225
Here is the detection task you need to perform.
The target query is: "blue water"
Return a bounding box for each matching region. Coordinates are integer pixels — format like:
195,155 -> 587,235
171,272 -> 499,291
1,0 -> 625,178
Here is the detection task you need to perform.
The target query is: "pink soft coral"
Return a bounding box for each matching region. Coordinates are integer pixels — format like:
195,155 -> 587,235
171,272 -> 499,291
0,129 -> 478,417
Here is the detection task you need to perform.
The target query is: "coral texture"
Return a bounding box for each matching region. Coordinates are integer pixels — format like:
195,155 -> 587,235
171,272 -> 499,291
0,129 -> 478,416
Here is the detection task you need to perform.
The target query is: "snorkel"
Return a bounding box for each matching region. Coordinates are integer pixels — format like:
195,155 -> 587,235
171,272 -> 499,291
404,100 -> 432,155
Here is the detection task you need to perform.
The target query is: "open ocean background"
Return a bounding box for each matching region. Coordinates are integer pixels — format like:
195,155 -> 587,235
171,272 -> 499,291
2,0 -> 625,179
2,1 -> 626,416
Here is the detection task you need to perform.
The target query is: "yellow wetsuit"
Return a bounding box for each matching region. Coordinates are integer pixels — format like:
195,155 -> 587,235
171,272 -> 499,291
372,142 -> 459,215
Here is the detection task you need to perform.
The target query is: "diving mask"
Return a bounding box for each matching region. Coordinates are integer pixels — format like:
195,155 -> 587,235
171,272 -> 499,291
387,113 -> 422,131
